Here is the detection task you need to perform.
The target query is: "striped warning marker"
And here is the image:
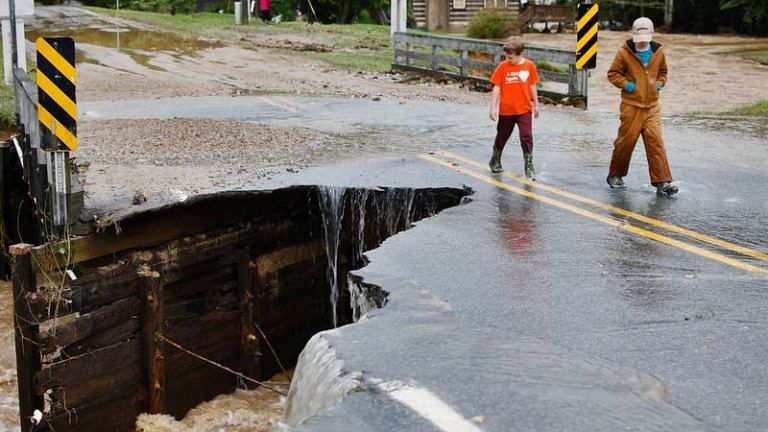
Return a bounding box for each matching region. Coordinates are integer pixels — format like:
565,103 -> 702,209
576,3 -> 599,70
37,37 -> 77,151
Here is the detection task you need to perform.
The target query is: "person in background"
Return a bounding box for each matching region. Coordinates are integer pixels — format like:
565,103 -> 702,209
606,17 -> 678,197
488,37 -> 541,179
259,0 -> 272,23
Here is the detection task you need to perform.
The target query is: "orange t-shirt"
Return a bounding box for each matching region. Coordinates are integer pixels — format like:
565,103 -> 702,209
490,59 -> 540,116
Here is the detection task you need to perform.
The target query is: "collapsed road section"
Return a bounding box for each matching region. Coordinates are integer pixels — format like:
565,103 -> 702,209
9,185 -> 470,431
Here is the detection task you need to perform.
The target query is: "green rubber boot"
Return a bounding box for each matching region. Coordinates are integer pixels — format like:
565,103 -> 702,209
523,152 -> 535,179
489,147 -> 503,173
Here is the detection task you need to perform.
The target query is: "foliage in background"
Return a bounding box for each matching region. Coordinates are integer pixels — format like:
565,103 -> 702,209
0,55 -> 16,129
78,0 -> 768,33
271,0 -> 297,21
593,0 -> 766,34
719,0 -> 768,34
82,0 -> 388,23
466,8 -> 517,39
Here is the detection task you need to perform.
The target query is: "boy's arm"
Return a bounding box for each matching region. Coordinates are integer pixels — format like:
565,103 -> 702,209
489,85 -> 500,121
606,50 -> 629,89
530,83 -> 540,118
657,50 -> 668,87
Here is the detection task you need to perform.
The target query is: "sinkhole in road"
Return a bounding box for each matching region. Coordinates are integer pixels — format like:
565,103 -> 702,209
30,185 -> 470,431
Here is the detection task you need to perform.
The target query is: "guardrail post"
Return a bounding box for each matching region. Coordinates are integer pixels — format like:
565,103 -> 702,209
238,249 -> 261,383
10,243 -> 42,431
393,37 -> 403,66
460,50 -> 468,77
431,45 -> 439,71
568,64 -> 578,96
406,41 -> 413,66
139,267 -> 165,414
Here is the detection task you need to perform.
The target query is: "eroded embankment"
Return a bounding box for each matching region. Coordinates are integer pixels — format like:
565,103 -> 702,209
15,185 -> 469,431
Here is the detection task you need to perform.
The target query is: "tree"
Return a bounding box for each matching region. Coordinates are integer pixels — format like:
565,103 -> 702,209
720,0 -> 768,33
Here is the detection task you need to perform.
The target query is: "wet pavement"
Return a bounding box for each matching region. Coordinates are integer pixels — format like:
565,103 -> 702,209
78,94 -> 768,431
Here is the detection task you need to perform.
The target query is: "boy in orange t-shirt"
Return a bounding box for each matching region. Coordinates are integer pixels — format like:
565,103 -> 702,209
489,37 -> 540,178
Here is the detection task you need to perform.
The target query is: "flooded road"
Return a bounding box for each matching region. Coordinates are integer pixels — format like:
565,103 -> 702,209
0,283 -> 19,431
8,7 -> 768,430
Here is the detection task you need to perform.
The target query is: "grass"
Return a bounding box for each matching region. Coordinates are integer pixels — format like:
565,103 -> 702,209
83,7 -> 395,72
536,60 -> 568,73
726,100 -> 768,115
0,54 -> 16,129
726,48 -> 768,65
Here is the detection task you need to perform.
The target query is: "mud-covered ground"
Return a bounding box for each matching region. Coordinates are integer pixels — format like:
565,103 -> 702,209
24,6 -> 768,217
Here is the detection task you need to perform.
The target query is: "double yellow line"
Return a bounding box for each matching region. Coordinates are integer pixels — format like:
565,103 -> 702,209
422,150 -> 768,277
256,96 -> 298,112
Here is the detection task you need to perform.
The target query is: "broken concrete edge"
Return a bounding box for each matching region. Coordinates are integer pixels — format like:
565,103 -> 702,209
278,203 -> 705,431
80,185 -> 404,232
50,185 -> 475,269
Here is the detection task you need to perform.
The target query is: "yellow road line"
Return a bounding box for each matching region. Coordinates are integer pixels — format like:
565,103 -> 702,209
36,37 -> 77,84
421,154 -> 768,277
38,104 -> 78,150
439,150 -> 768,263
256,96 -> 298,112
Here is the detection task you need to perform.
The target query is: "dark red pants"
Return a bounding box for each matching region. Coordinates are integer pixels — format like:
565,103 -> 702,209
494,113 -> 533,153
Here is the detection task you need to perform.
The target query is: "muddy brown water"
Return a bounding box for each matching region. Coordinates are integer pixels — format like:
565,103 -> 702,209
27,27 -> 222,53
0,279 -> 285,432
0,282 -> 19,431
26,27 -> 223,70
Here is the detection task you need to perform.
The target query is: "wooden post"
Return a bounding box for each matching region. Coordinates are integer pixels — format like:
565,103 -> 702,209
139,267 -> 165,414
0,146 -> 7,279
10,243 -> 42,430
431,45 -> 439,71
238,249 -> 261,384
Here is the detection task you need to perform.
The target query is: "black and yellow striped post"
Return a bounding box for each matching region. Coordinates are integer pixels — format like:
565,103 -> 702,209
36,37 -> 77,151
576,2 -> 599,70
36,37 -> 76,235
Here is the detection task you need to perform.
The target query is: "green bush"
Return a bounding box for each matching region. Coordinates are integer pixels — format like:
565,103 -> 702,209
0,55 -> 15,129
83,0 -> 196,14
466,8 -> 517,39
270,0 -> 297,21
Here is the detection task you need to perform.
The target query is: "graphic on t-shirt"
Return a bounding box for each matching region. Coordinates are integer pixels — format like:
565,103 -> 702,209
504,70 -> 530,84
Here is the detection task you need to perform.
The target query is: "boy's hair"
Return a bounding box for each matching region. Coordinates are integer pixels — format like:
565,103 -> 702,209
503,37 -> 524,55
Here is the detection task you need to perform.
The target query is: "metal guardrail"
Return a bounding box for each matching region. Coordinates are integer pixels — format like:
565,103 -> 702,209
5,67 -> 83,240
392,32 -> 589,108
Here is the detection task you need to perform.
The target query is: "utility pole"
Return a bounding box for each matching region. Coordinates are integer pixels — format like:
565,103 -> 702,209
8,0 -> 17,68
2,0 -> 32,84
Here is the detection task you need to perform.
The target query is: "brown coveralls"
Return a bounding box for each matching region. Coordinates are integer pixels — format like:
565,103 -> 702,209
607,40 -> 672,185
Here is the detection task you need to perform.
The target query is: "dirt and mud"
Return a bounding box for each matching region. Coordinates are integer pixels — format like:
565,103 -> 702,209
23,7 -> 768,218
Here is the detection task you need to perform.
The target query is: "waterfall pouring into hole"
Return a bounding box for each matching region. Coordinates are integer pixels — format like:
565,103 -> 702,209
318,186 -> 346,328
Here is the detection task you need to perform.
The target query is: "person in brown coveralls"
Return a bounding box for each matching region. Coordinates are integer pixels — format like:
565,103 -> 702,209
606,17 -> 678,197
